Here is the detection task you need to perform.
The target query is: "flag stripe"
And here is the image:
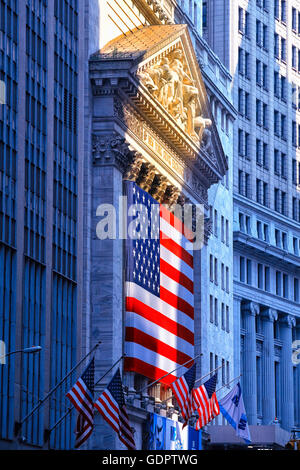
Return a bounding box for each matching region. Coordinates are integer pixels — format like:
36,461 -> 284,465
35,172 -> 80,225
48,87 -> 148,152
160,204 -> 194,241
125,327 -> 192,365
126,311 -> 194,356
160,286 -> 194,319
160,234 -> 194,268
126,283 -> 194,333
160,259 -> 194,294
126,297 -> 194,345
124,357 -> 178,386
160,271 -> 194,306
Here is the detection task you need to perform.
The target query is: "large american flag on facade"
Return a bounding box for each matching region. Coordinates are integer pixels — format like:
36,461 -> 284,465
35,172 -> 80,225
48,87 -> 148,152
94,368 -> 136,450
192,373 -> 220,430
124,181 -> 194,385
66,358 -> 95,448
171,363 -> 196,426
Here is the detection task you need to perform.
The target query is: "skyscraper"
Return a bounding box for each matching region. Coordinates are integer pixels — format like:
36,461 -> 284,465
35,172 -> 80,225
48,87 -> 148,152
204,0 -> 300,443
0,0 -> 85,449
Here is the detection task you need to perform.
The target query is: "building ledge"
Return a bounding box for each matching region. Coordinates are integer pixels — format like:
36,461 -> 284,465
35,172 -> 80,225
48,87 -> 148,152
208,425 -> 291,449
233,231 -> 300,269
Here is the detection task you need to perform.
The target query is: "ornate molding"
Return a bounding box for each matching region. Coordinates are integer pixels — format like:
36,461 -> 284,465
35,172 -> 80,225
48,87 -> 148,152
242,301 -> 260,317
280,314 -> 296,329
92,133 -> 132,173
261,308 -> 278,323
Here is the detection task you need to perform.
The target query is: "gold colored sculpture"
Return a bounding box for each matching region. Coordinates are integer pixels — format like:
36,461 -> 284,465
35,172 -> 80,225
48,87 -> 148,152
137,47 -> 211,143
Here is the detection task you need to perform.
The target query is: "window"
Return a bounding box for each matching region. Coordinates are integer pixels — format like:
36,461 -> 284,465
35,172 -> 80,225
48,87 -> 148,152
256,59 -> 261,85
245,93 -> 250,119
262,64 -> 268,88
265,266 -> 270,291
256,20 -> 262,46
238,129 -> 244,155
203,1 -> 207,28
245,132 -> 250,156
238,47 -> 243,74
294,278 -> 299,303
292,8 -> 297,31
210,254 -> 213,281
281,37 -> 286,62
274,149 -> 280,174
263,103 -> 268,128
274,33 -> 279,57
280,76 -> 286,100
280,0 -> 286,22
238,7 -> 244,33
281,152 -> 286,177
245,52 -> 250,78
276,270 -> 282,295
246,259 -> 252,285
214,209 -> 218,237
240,256 -> 245,282
214,257 -> 218,285
226,266 -> 229,292
263,25 -> 268,49
274,71 -> 279,96
256,99 -> 262,125
210,295 -> 214,322
221,303 -> 225,330
258,263 -> 263,288
274,110 -> 279,135
292,46 -> 297,69
283,273 -> 288,298
226,306 -> 229,332
214,298 -> 218,325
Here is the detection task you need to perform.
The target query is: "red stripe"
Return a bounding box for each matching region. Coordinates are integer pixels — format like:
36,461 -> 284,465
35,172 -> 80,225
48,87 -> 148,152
160,204 -> 194,241
94,396 -> 119,434
124,357 -> 176,386
160,286 -> 194,319
125,327 -> 192,366
160,259 -> 194,294
69,387 -> 94,424
126,297 -> 194,345
160,233 -> 194,268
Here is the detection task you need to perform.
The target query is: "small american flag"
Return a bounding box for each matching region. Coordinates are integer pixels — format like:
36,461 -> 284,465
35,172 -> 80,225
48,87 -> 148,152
66,358 -> 95,448
94,368 -> 136,450
124,181 -> 194,385
192,373 -> 220,430
171,363 -> 196,426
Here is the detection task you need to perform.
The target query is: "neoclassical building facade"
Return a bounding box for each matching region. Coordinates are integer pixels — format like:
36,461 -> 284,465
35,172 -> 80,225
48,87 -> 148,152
84,0 -> 235,450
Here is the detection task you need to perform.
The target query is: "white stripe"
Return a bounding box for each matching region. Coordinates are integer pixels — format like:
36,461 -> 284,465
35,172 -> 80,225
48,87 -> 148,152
160,245 -> 193,280
160,218 -> 194,254
126,282 -> 194,332
95,393 -> 120,430
125,342 -> 190,378
126,312 -> 194,355
160,272 -> 194,307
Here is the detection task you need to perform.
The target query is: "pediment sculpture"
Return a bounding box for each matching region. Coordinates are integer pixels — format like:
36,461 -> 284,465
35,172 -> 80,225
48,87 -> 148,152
137,47 -> 212,147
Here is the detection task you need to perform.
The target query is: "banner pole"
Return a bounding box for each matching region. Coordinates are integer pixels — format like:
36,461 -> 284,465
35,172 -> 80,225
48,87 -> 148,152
15,341 -> 102,435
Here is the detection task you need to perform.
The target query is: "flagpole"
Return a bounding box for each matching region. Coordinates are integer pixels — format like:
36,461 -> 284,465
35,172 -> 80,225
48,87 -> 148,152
215,374 -> 242,394
194,364 -> 224,385
45,354 -> 125,440
15,341 -> 102,435
136,353 -> 202,395
159,363 -> 224,407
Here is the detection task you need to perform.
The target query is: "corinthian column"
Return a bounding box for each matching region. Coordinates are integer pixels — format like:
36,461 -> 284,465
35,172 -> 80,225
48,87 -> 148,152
261,308 -> 277,425
280,314 -> 296,431
242,301 -> 260,425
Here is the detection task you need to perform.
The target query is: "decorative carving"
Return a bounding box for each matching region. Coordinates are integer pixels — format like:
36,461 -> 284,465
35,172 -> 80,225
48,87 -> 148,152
92,133 -> 132,173
280,315 -> 296,329
242,301 -> 260,317
162,185 -> 180,207
261,308 -> 278,322
150,174 -> 169,202
138,163 -> 156,191
124,154 -> 144,181
137,47 -> 210,142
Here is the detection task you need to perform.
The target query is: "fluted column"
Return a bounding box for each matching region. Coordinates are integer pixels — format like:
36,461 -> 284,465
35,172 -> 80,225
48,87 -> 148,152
242,301 -> 260,425
233,295 -> 242,379
296,323 -> 300,427
261,308 -> 278,425
280,314 -> 296,431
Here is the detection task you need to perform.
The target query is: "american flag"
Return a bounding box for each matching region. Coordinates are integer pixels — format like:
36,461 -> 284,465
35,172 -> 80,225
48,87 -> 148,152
66,358 -> 95,448
192,373 -> 220,430
124,181 -> 194,385
170,363 -> 196,426
94,368 -> 136,450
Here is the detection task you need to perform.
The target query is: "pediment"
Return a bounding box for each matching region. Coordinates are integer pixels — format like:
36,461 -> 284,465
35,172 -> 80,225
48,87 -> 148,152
90,25 -> 228,182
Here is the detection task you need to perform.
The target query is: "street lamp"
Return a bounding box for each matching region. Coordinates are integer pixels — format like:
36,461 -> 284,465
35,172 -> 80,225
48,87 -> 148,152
0,346 -> 42,362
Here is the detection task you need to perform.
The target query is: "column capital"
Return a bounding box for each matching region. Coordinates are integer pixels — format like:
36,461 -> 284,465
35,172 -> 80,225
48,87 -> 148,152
280,314 -> 296,329
92,132 -> 132,173
242,301 -> 260,317
261,307 -> 278,322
